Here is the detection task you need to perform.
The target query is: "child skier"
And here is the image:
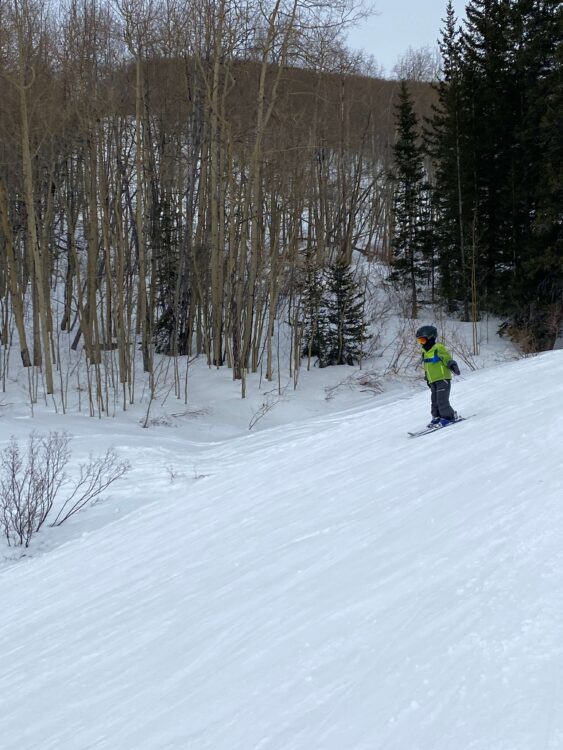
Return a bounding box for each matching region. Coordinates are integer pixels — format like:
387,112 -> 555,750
416,325 -> 461,428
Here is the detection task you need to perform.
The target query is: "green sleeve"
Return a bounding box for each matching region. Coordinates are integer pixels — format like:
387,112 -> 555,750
436,343 -> 453,363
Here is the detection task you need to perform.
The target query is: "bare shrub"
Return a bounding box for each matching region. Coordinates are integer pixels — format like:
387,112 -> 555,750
141,406 -> 209,428
443,329 -> 481,372
380,319 -> 420,377
504,324 -> 537,354
249,387 -> 288,431
51,448 -> 129,526
392,45 -> 441,82
0,432 -> 129,546
0,433 -> 70,547
324,369 -> 383,401
498,303 -> 563,353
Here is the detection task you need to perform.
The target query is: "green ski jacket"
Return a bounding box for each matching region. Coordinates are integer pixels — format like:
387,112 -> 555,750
421,342 -> 454,384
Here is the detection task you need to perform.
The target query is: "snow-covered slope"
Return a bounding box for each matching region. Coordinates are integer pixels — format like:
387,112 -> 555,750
1,353 -> 563,750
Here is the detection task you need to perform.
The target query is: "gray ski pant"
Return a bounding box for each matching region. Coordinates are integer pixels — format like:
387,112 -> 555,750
429,379 -> 455,420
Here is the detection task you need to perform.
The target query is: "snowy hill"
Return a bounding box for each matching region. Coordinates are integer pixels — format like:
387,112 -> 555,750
1,352 -> 563,750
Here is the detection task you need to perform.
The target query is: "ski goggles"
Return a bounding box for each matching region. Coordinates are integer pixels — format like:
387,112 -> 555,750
416,336 -> 428,344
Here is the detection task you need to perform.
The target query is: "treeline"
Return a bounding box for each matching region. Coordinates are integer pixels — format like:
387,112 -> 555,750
0,0 -> 438,410
391,0 -> 562,350
1,0 -> 560,417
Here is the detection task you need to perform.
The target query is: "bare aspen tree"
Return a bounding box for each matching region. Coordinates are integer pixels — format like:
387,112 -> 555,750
58,0 -> 120,413
392,45 -> 441,83
11,0 -> 54,394
118,0 -> 156,374
0,0 -> 411,413
0,177 -> 31,366
235,0 -> 301,394
208,0 -> 227,369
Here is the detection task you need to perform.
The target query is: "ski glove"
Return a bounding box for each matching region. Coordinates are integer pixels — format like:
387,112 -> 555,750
447,360 -> 461,376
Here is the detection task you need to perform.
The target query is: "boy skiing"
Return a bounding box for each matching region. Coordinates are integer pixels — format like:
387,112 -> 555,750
416,325 -> 460,428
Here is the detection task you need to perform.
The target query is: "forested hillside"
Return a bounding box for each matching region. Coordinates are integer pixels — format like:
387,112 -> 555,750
0,0 -> 560,416
430,0 -> 562,350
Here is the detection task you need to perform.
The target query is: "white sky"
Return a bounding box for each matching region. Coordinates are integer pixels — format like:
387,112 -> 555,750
346,0 -> 468,75
1,330 -> 563,747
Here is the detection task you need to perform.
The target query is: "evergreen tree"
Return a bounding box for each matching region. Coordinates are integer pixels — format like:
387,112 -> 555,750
301,261 -> 370,368
324,262 -> 370,366
461,0 -> 517,310
390,81 -> 428,318
430,0 -> 473,317
301,264 -> 330,366
509,0 -> 563,347
432,0 -> 562,348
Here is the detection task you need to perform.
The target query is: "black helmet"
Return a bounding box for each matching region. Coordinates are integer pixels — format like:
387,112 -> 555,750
416,325 -> 438,339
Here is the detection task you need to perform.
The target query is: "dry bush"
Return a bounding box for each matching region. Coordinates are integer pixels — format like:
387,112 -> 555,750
380,319 -> 421,377
355,371 -> 384,394
364,292 -> 394,358
249,387 -> 288,430
324,369 -> 383,401
502,324 -> 538,355
442,329 -> 481,371
0,433 -> 70,547
498,303 -> 562,353
0,432 -> 129,546
51,449 -> 130,527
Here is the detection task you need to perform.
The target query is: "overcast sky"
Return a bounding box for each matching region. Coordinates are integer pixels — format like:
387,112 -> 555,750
346,0 -> 468,75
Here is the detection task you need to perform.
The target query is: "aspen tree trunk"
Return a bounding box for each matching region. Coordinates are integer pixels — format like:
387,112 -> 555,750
0,177 -> 31,366
240,0 -> 298,385
84,133 -> 102,365
209,1 -> 225,368
98,124 -> 114,351
66,212 -> 98,416
118,0 -> 155,375
14,0 -> 54,393
39,159 -> 56,361
314,144 -> 329,267
113,171 -> 133,398
265,198 -> 280,382
60,156 -> 79,334
223,147 -> 239,371
192,135 -> 212,361
337,77 -> 348,265
232,179 -> 247,381
174,56 -> 207,359
305,66 -> 330,268
135,52 -> 151,373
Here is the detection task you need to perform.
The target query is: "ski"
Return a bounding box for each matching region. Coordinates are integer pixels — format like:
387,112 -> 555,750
408,416 -> 471,438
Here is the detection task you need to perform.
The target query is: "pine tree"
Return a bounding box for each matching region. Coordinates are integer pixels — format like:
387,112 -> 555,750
301,261 -> 369,368
461,0 -> 518,310
324,262 -> 369,367
535,1 -> 563,303
430,0 -> 473,318
390,81 -> 428,318
509,0 -> 563,347
432,0 -> 562,348
301,264 -> 330,367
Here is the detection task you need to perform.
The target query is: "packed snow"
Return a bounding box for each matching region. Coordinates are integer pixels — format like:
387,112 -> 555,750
1,332 -> 562,750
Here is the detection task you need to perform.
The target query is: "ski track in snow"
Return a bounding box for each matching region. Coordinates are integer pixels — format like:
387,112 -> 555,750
1,353 -> 563,749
